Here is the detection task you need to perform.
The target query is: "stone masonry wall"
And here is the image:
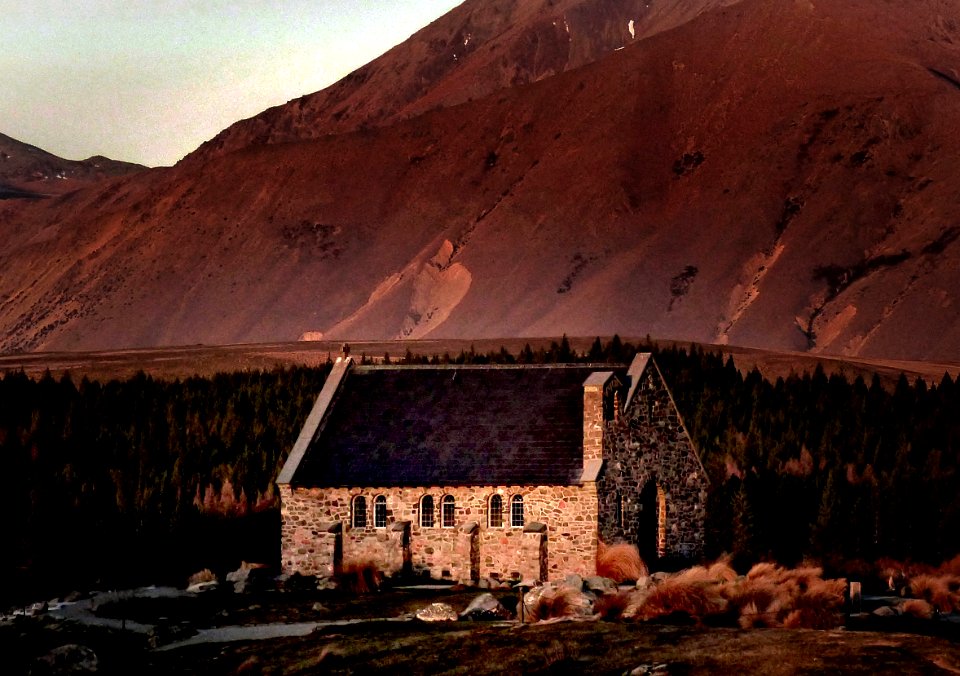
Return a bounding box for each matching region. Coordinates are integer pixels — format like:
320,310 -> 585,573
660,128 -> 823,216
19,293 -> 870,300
597,361 -> 708,562
583,383 -> 604,462
280,482 -> 598,582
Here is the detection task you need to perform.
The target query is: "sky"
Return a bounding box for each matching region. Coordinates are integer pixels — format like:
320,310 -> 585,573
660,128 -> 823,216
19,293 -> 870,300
0,1 -> 462,167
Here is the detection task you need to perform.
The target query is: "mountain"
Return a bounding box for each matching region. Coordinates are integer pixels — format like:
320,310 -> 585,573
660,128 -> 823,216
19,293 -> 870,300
2,0 -> 960,361
189,0 -> 738,164
0,133 -> 145,197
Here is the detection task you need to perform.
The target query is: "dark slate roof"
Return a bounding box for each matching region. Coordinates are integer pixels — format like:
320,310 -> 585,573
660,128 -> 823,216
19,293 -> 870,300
291,364 -> 624,487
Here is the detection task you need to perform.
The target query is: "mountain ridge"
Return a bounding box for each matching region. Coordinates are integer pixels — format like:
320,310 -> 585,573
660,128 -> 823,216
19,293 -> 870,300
2,0 -> 960,361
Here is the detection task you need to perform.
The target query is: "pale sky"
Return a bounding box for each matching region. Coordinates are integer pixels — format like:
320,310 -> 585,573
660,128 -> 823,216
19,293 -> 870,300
0,1 -> 462,167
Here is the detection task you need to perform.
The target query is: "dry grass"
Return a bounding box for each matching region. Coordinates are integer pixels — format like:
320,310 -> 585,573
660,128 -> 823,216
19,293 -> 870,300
593,590 -> 634,621
596,542 -> 648,583
907,573 -> 960,614
938,554 -> 960,577
902,599 -> 935,620
738,599 -> 782,629
626,559 -> 846,629
336,561 -> 384,595
631,576 -> 727,622
188,568 -> 216,586
527,586 -> 584,622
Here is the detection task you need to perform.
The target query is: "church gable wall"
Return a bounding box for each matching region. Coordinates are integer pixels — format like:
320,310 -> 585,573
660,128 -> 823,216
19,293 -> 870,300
597,363 -> 707,561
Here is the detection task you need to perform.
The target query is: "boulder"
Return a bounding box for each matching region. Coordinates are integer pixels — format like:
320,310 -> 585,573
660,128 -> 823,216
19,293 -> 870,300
316,577 -> 339,591
226,563 -> 272,593
415,602 -> 458,622
460,593 -> 514,621
185,580 -> 219,594
564,574 -> 584,591
873,605 -> 899,617
584,576 -> 618,595
32,644 -> 98,674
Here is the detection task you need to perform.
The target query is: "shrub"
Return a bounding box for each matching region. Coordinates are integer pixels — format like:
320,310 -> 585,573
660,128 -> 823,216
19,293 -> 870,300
596,542 -> 647,583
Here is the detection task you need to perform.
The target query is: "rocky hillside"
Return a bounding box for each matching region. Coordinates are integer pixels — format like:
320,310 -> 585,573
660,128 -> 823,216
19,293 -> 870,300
2,0 -> 960,361
188,0 -> 737,164
0,133 -> 144,197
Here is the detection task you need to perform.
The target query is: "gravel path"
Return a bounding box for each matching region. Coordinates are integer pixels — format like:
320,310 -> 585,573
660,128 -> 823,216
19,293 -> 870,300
156,616 -> 415,652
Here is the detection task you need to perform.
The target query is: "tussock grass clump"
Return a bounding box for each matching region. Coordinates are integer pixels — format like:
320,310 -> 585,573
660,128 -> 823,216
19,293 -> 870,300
738,599 -> 782,629
336,561 -> 384,595
593,590 -> 634,621
527,586 -> 584,622
906,573 -> 960,614
188,568 -> 216,586
596,542 -> 647,583
902,598 -> 935,619
627,558 -> 846,629
938,554 -> 960,577
632,576 -> 727,622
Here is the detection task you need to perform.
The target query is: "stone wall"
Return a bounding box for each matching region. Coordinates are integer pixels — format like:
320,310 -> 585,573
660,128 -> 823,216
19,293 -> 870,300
280,482 -> 599,582
597,360 -> 708,562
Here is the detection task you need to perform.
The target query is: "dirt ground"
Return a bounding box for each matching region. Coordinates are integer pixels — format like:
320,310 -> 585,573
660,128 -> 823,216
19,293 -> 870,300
151,622 -> 960,675
5,586 -> 960,675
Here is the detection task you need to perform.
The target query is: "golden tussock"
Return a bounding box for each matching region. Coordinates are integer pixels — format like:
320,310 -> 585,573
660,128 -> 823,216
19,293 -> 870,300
902,598 -> 935,619
596,542 -> 648,583
527,586 -> 583,622
187,568 -> 216,586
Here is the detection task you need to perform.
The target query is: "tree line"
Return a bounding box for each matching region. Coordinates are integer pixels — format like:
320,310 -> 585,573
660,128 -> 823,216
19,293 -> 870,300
1,338 -> 957,603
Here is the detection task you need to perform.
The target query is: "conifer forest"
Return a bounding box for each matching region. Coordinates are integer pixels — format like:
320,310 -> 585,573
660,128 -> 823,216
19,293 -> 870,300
2,339 -> 958,604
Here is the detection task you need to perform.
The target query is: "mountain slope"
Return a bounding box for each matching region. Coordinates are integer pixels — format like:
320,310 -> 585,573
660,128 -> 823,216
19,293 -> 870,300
188,0 -> 738,164
0,133 -> 144,197
2,0 -> 960,360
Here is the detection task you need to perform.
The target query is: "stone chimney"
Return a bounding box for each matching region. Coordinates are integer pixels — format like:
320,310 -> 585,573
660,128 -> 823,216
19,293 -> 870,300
582,372 -> 614,468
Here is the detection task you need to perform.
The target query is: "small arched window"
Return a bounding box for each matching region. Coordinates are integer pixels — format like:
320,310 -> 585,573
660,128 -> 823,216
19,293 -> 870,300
511,494 -> 524,527
420,495 -> 434,528
374,495 -> 387,528
352,495 -> 367,528
442,495 -> 456,528
489,494 -> 503,528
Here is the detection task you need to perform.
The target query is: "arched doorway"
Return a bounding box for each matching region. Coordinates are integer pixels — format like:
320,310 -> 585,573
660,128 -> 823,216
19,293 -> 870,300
637,480 -> 666,568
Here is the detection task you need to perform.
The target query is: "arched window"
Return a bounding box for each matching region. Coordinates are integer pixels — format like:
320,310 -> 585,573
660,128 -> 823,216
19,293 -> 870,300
420,495 -> 434,528
511,494 -> 524,527
442,495 -> 456,528
374,495 -> 387,528
488,494 -> 503,528
352,495 -> 367,528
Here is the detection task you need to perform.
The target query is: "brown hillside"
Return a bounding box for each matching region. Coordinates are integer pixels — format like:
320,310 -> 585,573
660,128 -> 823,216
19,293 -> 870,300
0,132 -> 145,197
188,0 -> 737,164
2,0 -> 960,360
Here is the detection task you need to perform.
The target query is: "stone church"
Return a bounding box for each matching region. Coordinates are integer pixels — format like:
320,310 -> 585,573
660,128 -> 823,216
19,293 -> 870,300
277,353 -> 707,583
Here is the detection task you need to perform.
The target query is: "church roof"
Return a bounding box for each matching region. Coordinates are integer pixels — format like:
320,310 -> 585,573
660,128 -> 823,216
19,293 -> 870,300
282,362 -> 625,487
